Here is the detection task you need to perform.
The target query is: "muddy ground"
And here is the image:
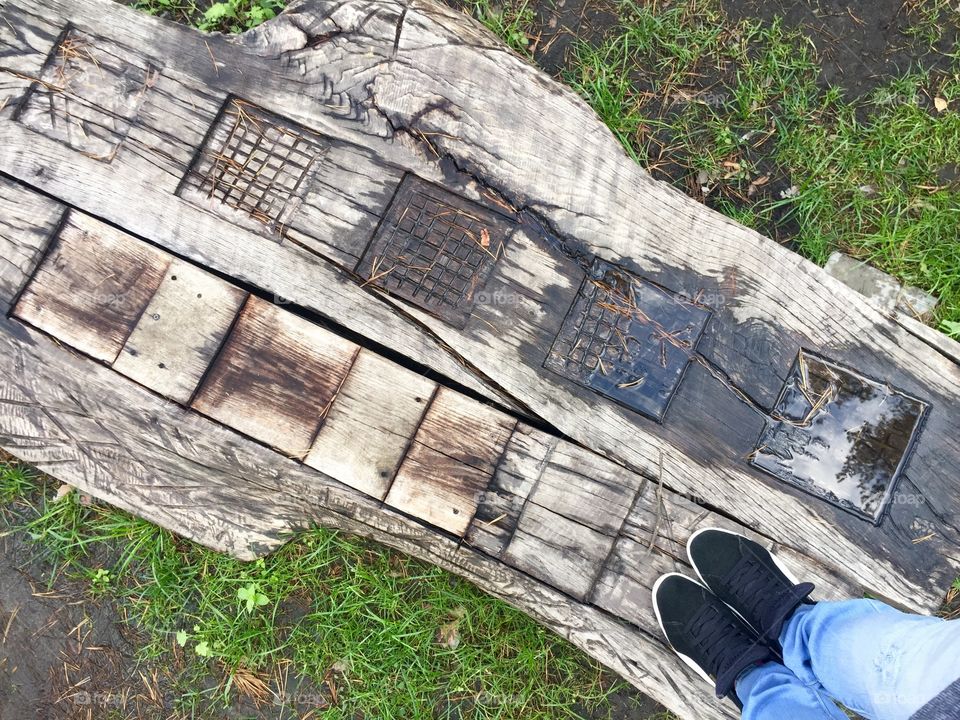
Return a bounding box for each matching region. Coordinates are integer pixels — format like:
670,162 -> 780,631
3,0 -> 957,718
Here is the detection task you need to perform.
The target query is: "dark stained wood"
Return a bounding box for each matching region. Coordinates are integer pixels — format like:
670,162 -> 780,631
113,260 -> 248,403
192,295 -> 359,458
356,174 -> 516,328
465,423 -> 554,557
385,387 -> 516,535
14,211 -> 170,363
1,0 -> 960,716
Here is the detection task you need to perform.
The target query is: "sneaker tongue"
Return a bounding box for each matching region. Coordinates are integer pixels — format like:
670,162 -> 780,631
759,581 -> 815,641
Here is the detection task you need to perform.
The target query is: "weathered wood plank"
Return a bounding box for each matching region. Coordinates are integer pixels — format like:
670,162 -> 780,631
531,443 -> 644,536
465,423 -> 554,557
14,211 -> 170,363
386,387 -> 516,535
287,140 -> 405,264
504,502 -> 614,602
3,0 -> 955,613
0,101 -> 519,413
0,11 -> 957,720
113,260 -> 247,403
0,178 -> 867,720
192,295 -> 359,458
0,176 -> 63,312
15,27 -> 157,161
0,305 -> 738,718
305,348 -> 436,500
0,2 -> 60,115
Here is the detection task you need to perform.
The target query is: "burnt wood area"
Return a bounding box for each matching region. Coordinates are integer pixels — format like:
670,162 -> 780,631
0,1 -> 958,717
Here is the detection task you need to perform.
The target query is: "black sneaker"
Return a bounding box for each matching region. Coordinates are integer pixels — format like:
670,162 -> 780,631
652,573 -> 774,700
687,528 -> 814,648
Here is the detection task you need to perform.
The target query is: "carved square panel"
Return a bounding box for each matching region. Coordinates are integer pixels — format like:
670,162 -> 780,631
180,98 -> 328,239
544,259 -> 711,422
17,28 -> 155,161
356,176 -> 512,328
751,351 -> 928,524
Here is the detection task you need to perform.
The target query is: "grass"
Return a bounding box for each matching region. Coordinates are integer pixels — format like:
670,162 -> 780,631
130,0 -> 283,32
1,461 -> 639,718
559,0 -> 960,336
471,0 -> 537,55
132,0 -> 960,335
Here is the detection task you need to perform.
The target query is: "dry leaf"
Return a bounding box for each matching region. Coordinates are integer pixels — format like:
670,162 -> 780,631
53,484 -> 74,502
479,228 -> 491,248
437,621 -> 461,649
934,97 -> 949,113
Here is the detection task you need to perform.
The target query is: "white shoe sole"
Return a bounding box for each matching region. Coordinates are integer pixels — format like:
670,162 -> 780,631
651,572 -> 715,688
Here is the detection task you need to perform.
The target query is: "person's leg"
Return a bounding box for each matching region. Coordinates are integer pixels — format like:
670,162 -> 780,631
779,599 -> 960,720
684,528 -> 960,720
736,661 -> 848,720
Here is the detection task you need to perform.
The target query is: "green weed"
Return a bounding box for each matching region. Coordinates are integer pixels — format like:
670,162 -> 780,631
563,0 -> 960,335
0,462 -> 630,718
471,0 -> 536,55
131,0 -> 281,32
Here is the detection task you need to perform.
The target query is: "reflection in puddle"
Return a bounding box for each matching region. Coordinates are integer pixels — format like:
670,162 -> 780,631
751,351 -> 927,524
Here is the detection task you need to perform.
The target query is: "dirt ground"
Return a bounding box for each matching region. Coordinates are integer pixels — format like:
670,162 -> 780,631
2,1 -> 956,718
0,506 -> 665,719
519,0 -> 956,94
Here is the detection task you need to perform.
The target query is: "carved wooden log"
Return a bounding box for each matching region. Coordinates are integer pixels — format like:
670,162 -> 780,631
1,1 -> 958,717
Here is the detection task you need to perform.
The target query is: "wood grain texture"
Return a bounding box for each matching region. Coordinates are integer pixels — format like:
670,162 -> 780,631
0,179 -> 863,720
305,348 -> 436,499
232,0 -> 960,609
1,0 -> 959,715
16,28 -> 156,160
465,423 -> 554,557
386,387 -> 516,535
0,92 -> 518,413
192,295 -> 359,458
113,260 -> 247,403
0,306 -> 740,718
504,501 -> 614,602
14,211 -> 170,363
0,176 -> 63,313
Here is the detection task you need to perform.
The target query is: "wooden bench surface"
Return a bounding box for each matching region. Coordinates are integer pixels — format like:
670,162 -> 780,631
1,1 -> 958,717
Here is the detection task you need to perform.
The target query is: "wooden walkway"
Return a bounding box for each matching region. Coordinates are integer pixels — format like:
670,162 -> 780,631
1,0 -> 959,716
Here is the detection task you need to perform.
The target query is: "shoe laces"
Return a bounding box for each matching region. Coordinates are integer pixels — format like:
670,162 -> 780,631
722,550 -> 813,637
686,602 -> 763,694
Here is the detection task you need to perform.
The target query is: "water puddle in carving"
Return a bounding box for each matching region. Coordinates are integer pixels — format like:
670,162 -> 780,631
752,351 -> 927,523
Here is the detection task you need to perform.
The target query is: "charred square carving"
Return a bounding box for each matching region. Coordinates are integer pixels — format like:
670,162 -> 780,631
545,259 -> 711,422
751,351 -> 927,524
17,28 -> 155,161
356,176 -> 512,328
180,98 -> 327,239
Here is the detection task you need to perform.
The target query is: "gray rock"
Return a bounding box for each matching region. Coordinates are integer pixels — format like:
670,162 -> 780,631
824,252 -> 938,321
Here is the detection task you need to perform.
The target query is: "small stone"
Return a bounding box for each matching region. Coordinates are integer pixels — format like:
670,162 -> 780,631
823,252 -> 900,312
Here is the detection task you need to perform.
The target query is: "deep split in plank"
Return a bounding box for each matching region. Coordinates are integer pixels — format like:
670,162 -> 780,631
0,1 -> 958,717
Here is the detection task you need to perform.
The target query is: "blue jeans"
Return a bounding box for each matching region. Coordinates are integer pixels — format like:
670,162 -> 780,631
736,599 -> 960,720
